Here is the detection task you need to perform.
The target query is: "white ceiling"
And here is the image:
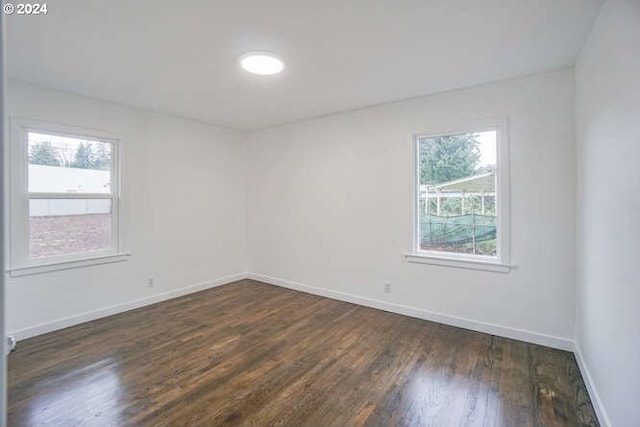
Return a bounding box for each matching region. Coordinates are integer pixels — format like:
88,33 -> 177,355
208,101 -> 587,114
7,1 -> 602,132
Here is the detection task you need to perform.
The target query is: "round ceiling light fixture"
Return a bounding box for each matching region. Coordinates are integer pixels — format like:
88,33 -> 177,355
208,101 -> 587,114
240,52 -> 284,75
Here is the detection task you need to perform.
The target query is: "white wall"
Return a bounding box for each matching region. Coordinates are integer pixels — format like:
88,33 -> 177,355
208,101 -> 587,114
5,81 -> 247,336
575,1 -> 640,426
1,12 -> 7,425
247,69 -> 577,347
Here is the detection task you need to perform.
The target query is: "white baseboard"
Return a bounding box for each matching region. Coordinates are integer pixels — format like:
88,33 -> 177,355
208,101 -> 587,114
574,342 -> 612,427
248,273 -> 575,351
10,272 -> 249,341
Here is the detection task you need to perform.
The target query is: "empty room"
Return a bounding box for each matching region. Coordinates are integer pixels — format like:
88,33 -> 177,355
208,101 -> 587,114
1,0 -> 638,426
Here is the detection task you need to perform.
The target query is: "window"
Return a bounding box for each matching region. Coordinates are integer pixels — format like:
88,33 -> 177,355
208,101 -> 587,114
407,121 -> 510,272
8,119 -> 129,276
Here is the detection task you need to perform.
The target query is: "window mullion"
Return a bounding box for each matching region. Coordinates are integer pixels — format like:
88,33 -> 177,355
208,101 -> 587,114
27,192 -> 114,200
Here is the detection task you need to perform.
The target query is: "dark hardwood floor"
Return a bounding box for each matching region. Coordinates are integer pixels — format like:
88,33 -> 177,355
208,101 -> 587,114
8,279 -> 597,426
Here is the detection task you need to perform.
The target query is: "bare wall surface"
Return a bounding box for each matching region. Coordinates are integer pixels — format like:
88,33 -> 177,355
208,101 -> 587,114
575,1 -> 640,426
247,69 -> 577,344
1,11 -> 7,426
5,81 -> 247,336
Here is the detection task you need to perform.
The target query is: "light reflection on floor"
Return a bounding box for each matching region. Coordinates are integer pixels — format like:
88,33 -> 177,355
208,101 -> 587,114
401,365 -> 504,426
26,358 -> 123,426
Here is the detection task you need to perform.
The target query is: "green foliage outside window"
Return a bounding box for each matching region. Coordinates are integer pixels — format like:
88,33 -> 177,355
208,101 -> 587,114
29,140 -> 111,170
419,134 -> 480,185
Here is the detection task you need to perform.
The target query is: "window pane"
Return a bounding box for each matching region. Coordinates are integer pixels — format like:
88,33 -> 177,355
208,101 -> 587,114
28,131 -> 112,194
29,199 -> 113,258
418,130 -> 497,256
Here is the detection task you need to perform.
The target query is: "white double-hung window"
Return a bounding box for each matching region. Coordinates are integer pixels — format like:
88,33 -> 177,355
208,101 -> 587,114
406,120 -> 511,272
8,119 -> 129,276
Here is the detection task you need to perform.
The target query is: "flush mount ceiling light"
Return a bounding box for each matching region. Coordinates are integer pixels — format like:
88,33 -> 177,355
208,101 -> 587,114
240,52 -> 284,75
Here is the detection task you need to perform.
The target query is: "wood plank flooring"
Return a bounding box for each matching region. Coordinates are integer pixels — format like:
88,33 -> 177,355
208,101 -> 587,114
8,279 -> 598,426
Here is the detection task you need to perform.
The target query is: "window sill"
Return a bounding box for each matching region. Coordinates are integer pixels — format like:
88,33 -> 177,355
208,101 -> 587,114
7,251 -> 131,277
404,253 -> 513,273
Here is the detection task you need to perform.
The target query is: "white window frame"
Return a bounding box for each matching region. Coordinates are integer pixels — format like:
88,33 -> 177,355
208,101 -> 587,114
405,118 -> 512,273
7,118 -> 130,277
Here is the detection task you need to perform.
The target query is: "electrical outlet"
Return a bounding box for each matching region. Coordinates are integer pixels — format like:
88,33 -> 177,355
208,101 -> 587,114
147,277 -> 154,287
384,283 -> 391,294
